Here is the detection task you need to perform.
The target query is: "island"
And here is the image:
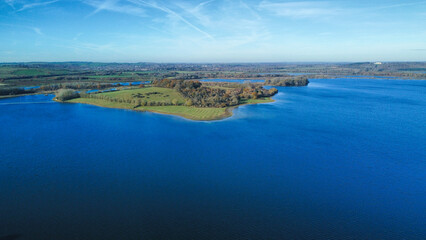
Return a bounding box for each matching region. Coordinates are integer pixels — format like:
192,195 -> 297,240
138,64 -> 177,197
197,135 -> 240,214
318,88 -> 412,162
56,79 -> 289,121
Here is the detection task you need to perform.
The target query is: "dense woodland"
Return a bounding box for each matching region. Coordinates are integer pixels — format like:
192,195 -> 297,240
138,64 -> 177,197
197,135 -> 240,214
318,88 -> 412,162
0,87 -> 36,96
153,79 -> 278,108
264,77 -> 309,86
0,82 -> 118,96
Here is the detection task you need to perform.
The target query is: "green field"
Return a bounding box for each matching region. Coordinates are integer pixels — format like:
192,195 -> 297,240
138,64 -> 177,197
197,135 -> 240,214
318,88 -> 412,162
0,66 -> 70,78
85,72 -> 140,79
68,98 -> 229,121
102,87 -> 186,104
241,98 -> 274,104
65,87 -> 273,121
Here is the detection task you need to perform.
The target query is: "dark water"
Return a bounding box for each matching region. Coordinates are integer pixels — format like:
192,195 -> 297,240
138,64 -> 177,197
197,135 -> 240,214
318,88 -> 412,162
1,78 -> 425,240
200,79 -> 264,83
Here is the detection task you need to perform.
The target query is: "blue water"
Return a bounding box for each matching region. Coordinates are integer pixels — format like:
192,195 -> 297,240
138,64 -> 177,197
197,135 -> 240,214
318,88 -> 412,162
286,72 -> 314,76
114,81 -> 150,86
22,86 -> 40,90
86,88 -> 118,94
200,79 -> 264,83
0,78 -> 425,240
339,76 -> 401,80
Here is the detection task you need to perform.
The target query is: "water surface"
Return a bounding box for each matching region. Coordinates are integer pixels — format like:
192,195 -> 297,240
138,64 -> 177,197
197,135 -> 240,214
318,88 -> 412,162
200,79 -> 264,83
1,78 -> 425,240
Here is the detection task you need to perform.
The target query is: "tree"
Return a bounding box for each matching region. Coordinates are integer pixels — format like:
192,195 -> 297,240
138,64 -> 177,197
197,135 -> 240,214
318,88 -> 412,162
55,89 -> 80,101
185,99 -> 193,106
172,99 -> 178,105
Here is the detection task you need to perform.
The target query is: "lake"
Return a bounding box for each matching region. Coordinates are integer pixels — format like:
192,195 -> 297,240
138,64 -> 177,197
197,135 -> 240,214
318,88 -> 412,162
200,79 -> 264,83
1,78 -> 425,240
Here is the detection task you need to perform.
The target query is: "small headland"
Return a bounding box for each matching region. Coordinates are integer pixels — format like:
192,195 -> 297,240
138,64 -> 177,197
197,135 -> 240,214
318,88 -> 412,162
55,78 -> 307,121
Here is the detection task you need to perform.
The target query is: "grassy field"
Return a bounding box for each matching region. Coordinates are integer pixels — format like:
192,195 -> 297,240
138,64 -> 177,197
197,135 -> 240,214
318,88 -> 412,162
137,106 -> 229,120
68,97 -> 229,120
0,66 -> 70,78
102,87 -> 186,104
85,72 -> 140,79
241,98 -> 274,104
66,87 -> 273,121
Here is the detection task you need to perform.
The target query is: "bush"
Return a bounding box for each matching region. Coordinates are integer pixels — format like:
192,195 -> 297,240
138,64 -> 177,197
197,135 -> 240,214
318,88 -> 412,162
56,89 -> 80,101
185,99 -> 193,106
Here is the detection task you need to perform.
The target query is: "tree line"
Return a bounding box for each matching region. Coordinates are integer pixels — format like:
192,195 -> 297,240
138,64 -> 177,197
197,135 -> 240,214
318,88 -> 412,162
79,92 -> 186,107
0,87 -> 36,96
264,77 -> 309,86
39,82 -> 117,91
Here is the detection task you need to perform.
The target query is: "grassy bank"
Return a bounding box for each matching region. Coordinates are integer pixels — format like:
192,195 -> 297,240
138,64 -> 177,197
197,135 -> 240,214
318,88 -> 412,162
65,87 -> 273,121
68,97 -> 230,120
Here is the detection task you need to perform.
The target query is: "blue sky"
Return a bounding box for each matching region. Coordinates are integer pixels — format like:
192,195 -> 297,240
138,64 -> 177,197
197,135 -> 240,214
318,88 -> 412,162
0,0 -> 425,62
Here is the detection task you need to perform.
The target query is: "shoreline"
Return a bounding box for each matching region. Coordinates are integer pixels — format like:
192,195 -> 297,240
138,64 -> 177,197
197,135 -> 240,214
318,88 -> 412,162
58,97 -> 275,121
0,91 -> 55,99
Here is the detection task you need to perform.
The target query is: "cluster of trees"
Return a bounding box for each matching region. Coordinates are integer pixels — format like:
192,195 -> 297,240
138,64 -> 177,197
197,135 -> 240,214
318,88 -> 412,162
153,79 -> 278,108
264,77 -> 309,86
81,92 -> 184,107
55,89 -> 80,101
0,87 -> 36,96
0,82 -> 122,97
40,82 -> 116,91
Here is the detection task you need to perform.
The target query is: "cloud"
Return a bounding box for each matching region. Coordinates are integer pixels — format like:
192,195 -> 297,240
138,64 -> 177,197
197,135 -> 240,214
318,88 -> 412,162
32,27 -> 43,35
17,0 -> 59,12
0,22 -> 44,36
81,0 -> 213,39
171,0 -> 270,49
73,32 -> 83,41
258,1 -> 339,19
127,0 -> 214,39
5,0 -> 16,8
174,0 -> 214,27
84,0 -> 146,17
373,1 -> 426,10
239,0 -> 261,20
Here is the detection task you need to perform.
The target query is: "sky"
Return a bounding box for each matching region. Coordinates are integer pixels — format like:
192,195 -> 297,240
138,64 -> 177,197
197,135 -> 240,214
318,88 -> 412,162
0,0 -> 425,62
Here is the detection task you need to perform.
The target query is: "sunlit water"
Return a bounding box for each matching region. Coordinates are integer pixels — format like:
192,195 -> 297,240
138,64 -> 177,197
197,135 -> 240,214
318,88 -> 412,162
1,78 -> 425,240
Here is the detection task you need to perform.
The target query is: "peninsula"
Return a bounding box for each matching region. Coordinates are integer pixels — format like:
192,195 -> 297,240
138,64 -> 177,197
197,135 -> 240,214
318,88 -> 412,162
57,79 -> 292,121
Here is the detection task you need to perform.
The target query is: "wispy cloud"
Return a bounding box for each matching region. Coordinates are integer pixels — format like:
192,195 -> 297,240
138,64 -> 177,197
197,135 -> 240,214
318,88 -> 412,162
5,0 -> 16,9
174,0 -> 214,27
81,0 -> 213,39
239,0 -> 261,20
174,0 -> 270,49
32,27 -> 43,35
84,0 -> 146,17
258,1 -> 339,19
73,32 -> 83,41
17,0 -> 58,12
373,1 -> 426,10
0,22 -> 44,36
127,0 -> 214,39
